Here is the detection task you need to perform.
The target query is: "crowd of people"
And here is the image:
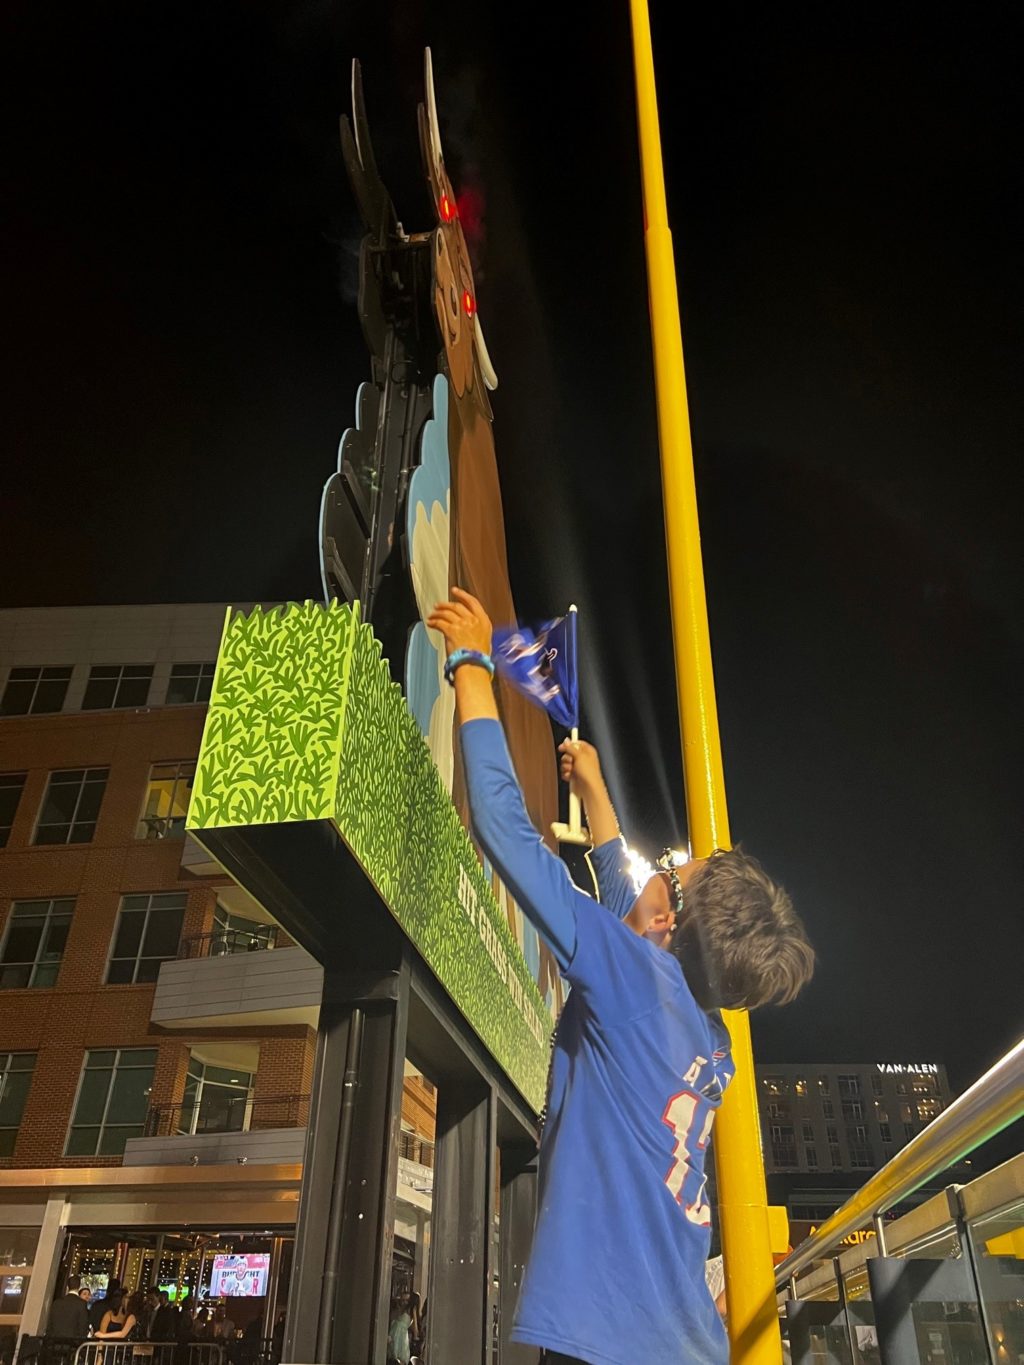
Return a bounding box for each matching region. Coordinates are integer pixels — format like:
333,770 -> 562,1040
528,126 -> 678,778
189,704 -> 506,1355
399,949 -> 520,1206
44,1277 -> 286,1363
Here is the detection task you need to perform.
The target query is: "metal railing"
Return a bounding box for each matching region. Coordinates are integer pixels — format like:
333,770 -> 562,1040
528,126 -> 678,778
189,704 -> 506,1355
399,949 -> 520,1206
71,1347 -> 224,1365
775,1036 -> 1024,1288
177,927 -> 279,959
143,1093 -> 310,1138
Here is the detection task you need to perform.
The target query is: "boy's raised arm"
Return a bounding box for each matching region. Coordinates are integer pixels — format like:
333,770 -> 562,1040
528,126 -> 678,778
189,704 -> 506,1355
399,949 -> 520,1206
427,589 -> 589,968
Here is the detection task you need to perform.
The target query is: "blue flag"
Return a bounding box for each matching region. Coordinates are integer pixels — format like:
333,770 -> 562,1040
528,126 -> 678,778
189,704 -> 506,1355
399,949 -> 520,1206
492,610 -> 579,729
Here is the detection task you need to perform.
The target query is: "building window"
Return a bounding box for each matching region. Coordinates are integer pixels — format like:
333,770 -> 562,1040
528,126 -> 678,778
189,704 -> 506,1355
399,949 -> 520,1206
875,1104 -> 889,1122
826,1124 -> 839,1143
766,1101 -> 788,1120
137,762 -> 195,840
842,1099 -> 865,1120
769,1124 -> 797,1167
81,665 -> 153,711
879,1123 -> 892,1142
848,1124 -> 873,1168
818,1075 -> 830,1094
805,1145 -> 819,1168
33,768 -> 108,845
828,1144 -> 841,1167
0,774 -> 27,848
0,1053 -> 36,1156
912,1076 -> 938,1095
793,1076 -> 808,1097
106,893 -> 186,984
871,1073 -> 884,1096
178,1057 -> 254,1135
896,1080 -> 909,1095
66,1048 -> 156,1156
850,1147 -> 874,1169
917,1099 -> 942,1122
900,1102 -> 914,1123
802,1123 -> 815,1142
0,899 -> 74,989
762,1076 -> 788,1096
904,1122 -> 915,1140
0,667 -> 73,717
166,663 -> 215,706
838,1074 -> 861,1097
822,1098 -> 835,1119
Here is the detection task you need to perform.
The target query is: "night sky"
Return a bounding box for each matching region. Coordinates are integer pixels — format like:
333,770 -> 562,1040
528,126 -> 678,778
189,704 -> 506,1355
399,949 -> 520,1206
4,4 -> 1021,1115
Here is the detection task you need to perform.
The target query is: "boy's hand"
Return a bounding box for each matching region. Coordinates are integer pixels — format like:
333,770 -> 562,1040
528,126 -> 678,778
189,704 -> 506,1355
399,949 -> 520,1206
558,738 -> 603,798
427,587 -> 493,657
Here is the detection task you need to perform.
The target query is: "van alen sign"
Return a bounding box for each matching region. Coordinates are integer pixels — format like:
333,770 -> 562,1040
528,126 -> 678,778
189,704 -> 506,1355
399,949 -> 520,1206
875,1063 -> 939,1075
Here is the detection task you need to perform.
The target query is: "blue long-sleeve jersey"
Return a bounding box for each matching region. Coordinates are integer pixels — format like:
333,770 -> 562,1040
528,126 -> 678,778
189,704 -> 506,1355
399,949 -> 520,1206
461,719 -> 733,1365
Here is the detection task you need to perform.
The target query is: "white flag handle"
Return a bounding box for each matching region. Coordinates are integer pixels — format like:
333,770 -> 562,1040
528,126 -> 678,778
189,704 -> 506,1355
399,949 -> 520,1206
552,606 -> 589,846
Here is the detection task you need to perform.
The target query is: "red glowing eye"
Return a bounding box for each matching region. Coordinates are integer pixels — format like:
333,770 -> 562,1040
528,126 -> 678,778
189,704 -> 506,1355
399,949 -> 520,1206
462,290 -> 476,317
440,194 -> 456,222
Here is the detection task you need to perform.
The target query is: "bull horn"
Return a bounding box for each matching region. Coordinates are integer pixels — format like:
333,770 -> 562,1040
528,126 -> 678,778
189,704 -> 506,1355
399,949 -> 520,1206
475,315 -> 498,391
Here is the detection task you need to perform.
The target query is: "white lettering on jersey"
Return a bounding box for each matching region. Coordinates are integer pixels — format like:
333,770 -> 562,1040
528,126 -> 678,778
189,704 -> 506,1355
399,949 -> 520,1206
683,1055 -> 708,1087
661,1085 -> 716,1223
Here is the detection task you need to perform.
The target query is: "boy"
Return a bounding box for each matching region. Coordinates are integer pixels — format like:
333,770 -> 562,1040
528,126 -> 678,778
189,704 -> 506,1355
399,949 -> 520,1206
428,589 -> 815,1365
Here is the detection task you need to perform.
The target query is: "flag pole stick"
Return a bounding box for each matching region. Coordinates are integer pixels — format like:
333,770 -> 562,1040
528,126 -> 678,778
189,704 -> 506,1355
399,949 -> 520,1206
628,1 -> 781,1360
552,605 -> 589,845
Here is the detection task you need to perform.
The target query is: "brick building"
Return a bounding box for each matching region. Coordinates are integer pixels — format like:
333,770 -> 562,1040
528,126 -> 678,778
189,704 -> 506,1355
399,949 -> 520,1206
0,606 -> 435,1347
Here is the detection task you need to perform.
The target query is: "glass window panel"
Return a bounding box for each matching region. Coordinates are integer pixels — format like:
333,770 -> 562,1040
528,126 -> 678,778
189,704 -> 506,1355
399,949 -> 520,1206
76,773 -> 108,822
132,958 -> 163,984
0,777 -> 27,844
2,922 -> 44,965
31,962 -> 60,988
38,775 -> 83,825
41,918 -> 70,962
97,1124 -> 142,1156
67,820 -> 96,843
107,1068 -> 151,1125
86,1050 -> 116,1068
74,1069 -> 112,1125
0,1072 -> 32,1126
105,958 -> 136,985
32,677 -> 71,713
0,1132 -> 16,1158
115,673 -> 152,707
9,1054 -> 36,1072
1,679 -> 35,715
0,966 -> 31,990
82,675 -> 118,709
128,1049 -> 157,1067
32,825 -> 69,846
141,907 -> 184,959
111,912 -> 145,960
65,1126 -> 101,1156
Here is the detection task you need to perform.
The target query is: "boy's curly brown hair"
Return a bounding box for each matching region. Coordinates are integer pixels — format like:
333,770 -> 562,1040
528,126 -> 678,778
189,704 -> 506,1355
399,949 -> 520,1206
669,847 -> 815,1010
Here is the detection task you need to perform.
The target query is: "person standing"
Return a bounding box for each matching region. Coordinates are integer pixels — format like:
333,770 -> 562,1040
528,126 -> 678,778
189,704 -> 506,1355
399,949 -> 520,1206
428,589 -> 815,1365
46,1276 -> 90,1340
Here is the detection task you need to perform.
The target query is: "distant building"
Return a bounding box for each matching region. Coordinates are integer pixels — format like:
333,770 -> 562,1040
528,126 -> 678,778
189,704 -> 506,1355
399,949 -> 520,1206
756,1061 -> 951,1178
0,604 -> 435,1346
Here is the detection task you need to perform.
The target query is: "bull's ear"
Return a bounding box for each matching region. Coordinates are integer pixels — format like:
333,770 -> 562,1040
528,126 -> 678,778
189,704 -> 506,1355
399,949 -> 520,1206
340,59 -> 396,245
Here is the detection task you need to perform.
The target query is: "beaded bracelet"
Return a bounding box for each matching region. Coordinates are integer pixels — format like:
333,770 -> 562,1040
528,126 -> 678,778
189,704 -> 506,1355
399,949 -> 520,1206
443,648 -> 496,687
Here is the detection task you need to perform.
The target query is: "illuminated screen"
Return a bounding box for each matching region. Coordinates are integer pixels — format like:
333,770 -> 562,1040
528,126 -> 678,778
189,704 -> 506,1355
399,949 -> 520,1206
209,1254 -> 269,1298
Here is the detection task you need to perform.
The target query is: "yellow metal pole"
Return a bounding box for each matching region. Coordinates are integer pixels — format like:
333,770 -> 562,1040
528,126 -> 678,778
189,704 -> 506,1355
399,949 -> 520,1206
626,3 -> 782,1362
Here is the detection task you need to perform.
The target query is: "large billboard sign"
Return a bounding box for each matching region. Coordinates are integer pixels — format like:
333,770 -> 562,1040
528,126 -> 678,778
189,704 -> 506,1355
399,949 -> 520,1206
187,601 -> 551,1111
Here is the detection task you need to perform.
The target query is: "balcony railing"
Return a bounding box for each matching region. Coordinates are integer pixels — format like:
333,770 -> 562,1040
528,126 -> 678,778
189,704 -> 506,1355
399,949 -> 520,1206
144,1092 -> 310,1137
178,925 -> 280,958
399,1130 -> 435,1169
